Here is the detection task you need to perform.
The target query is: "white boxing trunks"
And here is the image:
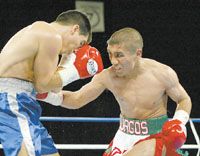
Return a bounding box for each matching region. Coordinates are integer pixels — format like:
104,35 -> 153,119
103,114 -> 168,156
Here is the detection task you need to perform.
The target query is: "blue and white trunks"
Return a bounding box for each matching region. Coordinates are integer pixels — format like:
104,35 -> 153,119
0,78 -> 58,156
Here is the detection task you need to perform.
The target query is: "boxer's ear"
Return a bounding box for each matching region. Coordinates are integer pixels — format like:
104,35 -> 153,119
136,48 -> 142,57
71,25 -> 80,35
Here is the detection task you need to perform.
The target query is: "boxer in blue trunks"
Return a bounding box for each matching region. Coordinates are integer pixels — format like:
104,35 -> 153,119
0,10 -> 104,156
0,78 -> 57,155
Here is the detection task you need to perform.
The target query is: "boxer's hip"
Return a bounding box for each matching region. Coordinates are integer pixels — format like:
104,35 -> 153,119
119,114 -> 168,135
0,78 -> 41,125
0,78 -> 34,93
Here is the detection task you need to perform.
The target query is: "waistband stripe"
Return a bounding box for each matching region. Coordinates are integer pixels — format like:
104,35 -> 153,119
120,115 -> 168,135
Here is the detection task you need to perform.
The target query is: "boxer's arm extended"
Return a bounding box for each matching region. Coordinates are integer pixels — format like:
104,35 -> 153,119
61,73 -> 106,109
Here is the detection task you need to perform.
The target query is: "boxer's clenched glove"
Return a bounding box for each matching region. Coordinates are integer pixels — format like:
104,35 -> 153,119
58,44 -> 104,87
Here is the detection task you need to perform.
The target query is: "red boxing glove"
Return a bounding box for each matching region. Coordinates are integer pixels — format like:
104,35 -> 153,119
74,44 -> 104,78
36,92 -> 48,99
162,119 -> 186,150
58,44 -> 104,86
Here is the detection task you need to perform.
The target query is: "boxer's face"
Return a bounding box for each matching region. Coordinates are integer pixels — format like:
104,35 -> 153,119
64,34 -> 88,53
107,44 -> 141,77
62,25 -> 88,53
70,33 -> 88,51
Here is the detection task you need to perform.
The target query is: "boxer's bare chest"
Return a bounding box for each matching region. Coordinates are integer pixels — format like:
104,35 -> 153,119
108,71 -> 165,114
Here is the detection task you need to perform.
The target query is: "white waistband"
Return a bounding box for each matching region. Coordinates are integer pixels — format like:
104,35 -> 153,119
0,78 -> 34,93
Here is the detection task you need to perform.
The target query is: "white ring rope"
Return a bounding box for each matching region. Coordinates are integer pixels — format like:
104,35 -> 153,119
0,144 -> 199,150
0,117 -> 199,153
189,119 -> 200,156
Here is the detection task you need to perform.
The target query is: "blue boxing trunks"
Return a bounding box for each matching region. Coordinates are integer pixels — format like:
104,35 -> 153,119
0,78 -> 58,156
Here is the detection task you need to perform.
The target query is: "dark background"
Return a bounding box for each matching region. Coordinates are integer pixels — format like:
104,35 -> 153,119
0,0 -> 200,155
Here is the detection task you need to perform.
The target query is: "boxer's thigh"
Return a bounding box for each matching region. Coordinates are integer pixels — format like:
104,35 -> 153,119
40,122 -> 59,156
18,142 -> 29,156
123,139 -> 156,156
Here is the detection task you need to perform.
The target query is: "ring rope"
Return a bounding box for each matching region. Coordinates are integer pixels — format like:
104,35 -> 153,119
189,119 -> 200,156
40,117 -> 200,123
0,117 -> 199,151
0,144 -> 199,150
40,117 -> 120,122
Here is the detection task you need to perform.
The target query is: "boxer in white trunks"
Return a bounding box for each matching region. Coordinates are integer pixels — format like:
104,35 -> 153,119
40,27 -> 191,156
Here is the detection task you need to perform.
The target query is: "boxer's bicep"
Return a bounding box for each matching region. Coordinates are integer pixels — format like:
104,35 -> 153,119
163,67 -> 181,101
165,67 -> 191,114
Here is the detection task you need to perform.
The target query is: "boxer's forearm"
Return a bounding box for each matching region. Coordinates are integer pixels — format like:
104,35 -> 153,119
176,96 -> 192,116
61,91 -> 87,109
173,96 -> 192,125
35,72 -> 63,93
61,81 -> 105,109
36,90 -> 84,108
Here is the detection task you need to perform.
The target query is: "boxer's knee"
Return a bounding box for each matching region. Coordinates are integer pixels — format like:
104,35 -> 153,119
18,142 -> 60,156
162,145 -> 166,156
123,139 -> 156,156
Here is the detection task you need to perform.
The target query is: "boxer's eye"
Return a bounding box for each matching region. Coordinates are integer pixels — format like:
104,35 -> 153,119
115,52 -> 124,57
80,41 -> 86,47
